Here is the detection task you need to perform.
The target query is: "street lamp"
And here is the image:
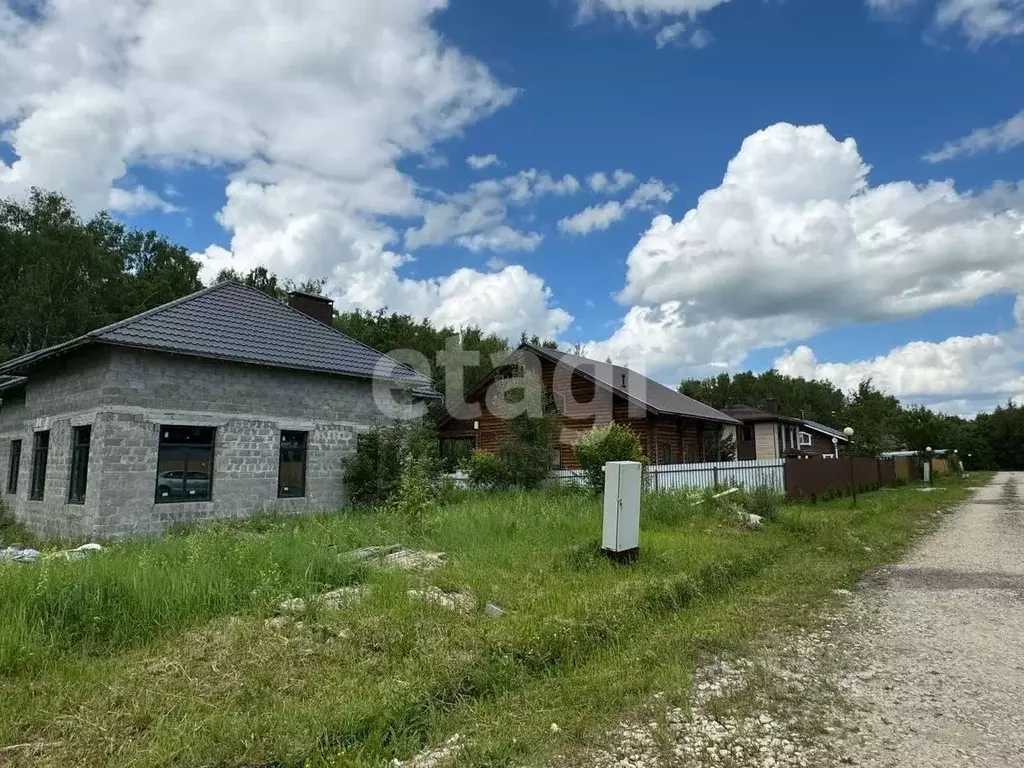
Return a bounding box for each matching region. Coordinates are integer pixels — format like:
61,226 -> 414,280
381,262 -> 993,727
843,427 -> 856,505
953,448 -> 960,476
926,446 -> 934,485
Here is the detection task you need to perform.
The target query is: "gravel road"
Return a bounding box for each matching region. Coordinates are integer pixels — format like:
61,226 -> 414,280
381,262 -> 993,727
837,471 -> 1024,767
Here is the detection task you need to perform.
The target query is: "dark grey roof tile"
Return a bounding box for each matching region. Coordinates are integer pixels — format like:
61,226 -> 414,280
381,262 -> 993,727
0,282 -> 435,391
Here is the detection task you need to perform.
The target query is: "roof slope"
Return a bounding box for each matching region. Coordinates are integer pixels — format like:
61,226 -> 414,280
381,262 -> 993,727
0,282 -> 434,390
801,419 -> 849,441
523,344 -> 740,425
721,405 -> 804,424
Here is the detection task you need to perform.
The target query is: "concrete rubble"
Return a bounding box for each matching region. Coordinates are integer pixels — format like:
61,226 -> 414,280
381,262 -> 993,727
0,542 -> 103,564
277,585 -> 370,615
391,735 -> 463,768
344,544 -> 447,571
408,586 -> 476,614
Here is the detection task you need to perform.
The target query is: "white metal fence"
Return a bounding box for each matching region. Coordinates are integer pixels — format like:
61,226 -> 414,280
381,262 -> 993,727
551,459 -> 786,493
439,459 -> 785,492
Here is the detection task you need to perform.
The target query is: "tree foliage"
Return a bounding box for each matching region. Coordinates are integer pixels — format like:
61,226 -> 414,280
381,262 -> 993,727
681,369 -> 1023,469
573,424 -> 646,493
1,189 -> 202,361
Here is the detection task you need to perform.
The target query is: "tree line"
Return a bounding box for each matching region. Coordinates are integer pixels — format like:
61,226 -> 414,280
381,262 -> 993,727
3,189 -> 1021,470
680,372 -> 1024,470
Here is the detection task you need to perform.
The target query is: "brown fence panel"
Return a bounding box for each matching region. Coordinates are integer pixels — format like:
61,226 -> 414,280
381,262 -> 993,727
784,457 -> 900,501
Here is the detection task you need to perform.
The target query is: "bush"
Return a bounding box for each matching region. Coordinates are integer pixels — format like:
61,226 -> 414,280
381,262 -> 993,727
498,411 -> 560,490
742,485 -> 784,522
344,422 -> 441,508
466,450 -> 504,490
388,453 -> 439,528
573,424 -> 646,493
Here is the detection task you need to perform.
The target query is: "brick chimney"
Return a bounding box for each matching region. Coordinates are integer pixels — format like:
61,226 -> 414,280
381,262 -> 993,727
288,290 -> 334,326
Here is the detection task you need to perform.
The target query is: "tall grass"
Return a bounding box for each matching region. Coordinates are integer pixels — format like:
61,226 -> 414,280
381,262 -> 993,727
0,521 -> 366,672
0,474 -> 984,767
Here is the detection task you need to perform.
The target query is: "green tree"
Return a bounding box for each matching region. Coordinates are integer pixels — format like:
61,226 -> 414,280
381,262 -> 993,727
0,189 -> 202,362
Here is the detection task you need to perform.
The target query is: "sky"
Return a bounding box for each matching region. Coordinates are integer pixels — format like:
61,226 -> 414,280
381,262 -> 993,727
1,0 -> 1022,416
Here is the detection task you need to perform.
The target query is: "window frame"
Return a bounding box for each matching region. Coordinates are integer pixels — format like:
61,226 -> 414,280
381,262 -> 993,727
29,430 -> 49,501
155,426 -> 216,504
798,431 -> 813,447
739,425 -> 754,442
277,430 -> 308,499
6,439 -> 21,495
67,425 -> 92,505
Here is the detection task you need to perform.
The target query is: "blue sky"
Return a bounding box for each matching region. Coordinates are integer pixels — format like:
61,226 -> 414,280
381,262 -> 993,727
1,0 -> 1022,413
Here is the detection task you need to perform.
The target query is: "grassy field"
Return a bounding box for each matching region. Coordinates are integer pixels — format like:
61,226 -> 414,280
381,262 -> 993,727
0,475 -> 983,767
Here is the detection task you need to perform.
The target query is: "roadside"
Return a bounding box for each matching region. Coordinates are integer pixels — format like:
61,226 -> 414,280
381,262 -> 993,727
558,471 -> 1023,768
0,477 -> 982,767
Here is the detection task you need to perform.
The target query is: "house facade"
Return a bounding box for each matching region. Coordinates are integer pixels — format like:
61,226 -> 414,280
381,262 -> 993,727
0,283 -> 434,539
722,406 -> 849,461
439,343 -> 740,469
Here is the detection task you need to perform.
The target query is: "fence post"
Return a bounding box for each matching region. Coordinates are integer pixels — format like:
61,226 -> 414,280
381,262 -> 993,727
713,465 -> 719,488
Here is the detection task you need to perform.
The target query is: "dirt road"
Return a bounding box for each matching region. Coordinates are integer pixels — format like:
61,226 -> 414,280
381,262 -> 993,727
838,472 -> 1024,766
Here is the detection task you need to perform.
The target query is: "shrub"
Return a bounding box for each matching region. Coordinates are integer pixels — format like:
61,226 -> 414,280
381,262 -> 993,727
742,485 -> 784,522
466,450 -> 504,490
388,453 -> 439,528
573,424 -> 646,493
344,422 -> 441,508
498,410 -> 560,490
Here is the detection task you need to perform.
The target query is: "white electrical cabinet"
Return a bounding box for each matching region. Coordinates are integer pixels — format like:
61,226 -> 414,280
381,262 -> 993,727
602,461 -> 642,561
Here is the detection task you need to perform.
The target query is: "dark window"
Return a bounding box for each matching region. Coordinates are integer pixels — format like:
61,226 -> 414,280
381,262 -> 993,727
659,441 -> 676,465
739,426 -> 754,442
440,437 -> 475,472
29,431 -> 49,500
155,426 -> 215,503
68,426 -> 92,504
278,431 -> 308,498
6,440 -> 21,495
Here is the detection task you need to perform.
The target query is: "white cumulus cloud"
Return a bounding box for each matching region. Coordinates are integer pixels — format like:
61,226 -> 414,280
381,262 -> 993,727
559,178 -> 674,236
466,153 -> 501,170
0,0 -> 573,340
924,109 -> 1024,162
588,122 -> 1024,382
588,170 -> 637,193
774,331 -> 1024,415
559,201 -> 626,235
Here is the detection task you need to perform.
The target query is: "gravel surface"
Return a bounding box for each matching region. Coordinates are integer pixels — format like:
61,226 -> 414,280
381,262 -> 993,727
835,472 -> 1024,767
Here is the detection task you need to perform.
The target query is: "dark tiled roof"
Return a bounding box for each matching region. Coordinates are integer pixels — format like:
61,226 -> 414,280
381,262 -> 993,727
721,405 -> 801,424
0,282 -> 436,391
523,344 -> 740,425
801,419 -> 849,441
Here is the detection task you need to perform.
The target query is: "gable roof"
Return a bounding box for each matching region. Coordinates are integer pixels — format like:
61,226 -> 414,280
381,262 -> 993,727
0,282 -> 436,392
456,343 -> 738,425
801,419 -> 849,442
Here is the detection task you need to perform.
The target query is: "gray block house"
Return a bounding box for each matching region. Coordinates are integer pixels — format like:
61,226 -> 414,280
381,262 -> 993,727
0,282 -> 435,539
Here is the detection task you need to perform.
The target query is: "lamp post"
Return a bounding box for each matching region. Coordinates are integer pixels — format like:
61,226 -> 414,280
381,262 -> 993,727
831,436 -> 838,459
844,427 -> 856,505
926,446 -> 933,485
953,448 -> 960,476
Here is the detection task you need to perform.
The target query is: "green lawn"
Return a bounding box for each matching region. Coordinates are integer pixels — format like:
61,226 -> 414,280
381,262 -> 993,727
0,475 -> 982,767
